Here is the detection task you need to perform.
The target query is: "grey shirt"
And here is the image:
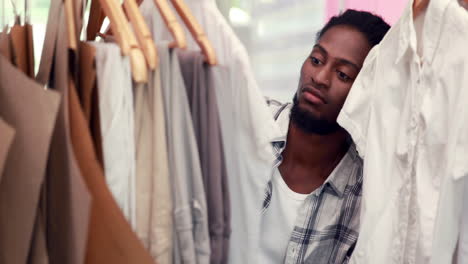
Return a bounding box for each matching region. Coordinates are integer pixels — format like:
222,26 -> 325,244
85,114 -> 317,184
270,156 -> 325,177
158,43 -> 210,264
177,50 -> 231,264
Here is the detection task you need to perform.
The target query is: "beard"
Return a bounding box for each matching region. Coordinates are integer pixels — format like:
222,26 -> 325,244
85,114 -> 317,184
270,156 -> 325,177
290,93 -> 341,135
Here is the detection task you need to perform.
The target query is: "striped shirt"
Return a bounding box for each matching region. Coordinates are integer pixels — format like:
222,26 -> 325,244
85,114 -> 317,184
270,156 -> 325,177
263,99 -> 363,264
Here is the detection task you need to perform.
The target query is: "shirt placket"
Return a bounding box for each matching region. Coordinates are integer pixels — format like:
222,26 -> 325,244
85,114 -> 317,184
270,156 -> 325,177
284,186 -> 324,264
403,58 -> 426,264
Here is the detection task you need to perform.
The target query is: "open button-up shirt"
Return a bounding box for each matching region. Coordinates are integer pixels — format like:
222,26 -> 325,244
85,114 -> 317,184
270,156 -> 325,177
263,100 -> 364,264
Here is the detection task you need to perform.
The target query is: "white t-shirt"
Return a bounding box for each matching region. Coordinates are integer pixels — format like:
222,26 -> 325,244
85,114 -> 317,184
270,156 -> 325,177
259,168 -> 308,263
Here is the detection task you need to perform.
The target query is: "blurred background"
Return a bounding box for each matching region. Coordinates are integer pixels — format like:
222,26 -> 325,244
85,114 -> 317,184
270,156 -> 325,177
1,0 -> 409,101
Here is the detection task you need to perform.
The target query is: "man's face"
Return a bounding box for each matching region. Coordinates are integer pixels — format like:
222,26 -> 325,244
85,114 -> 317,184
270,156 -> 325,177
294,25 -> 372,133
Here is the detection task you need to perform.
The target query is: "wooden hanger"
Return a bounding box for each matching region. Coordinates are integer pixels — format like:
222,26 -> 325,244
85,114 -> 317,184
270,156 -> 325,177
90,0 -> 187,50
86,1 -> 105,41
111,1 -> 148,83
87,0 -> 148,83
65,0 -> 78,50
169,0 -> 216,65
459,0 -> 468,8
413,0 -> 429,18
123,0 -> 158,69
152,0 -> 186,49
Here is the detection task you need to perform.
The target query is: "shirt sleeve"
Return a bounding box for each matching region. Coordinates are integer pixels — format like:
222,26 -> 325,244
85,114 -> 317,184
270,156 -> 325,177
337,45 -> 379,159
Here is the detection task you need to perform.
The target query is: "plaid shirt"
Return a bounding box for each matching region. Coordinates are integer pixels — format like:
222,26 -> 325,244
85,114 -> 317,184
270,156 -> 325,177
263,99 -> 363,264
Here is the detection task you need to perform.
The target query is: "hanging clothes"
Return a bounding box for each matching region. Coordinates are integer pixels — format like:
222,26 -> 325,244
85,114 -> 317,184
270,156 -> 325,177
77,42 -> 105,167
139,1 -> 282,262
28,202 -> 49,264
0,29 -> 13,63
155,42 -> 210,264
177,50 -> 231,264
0,54 -> 61,264
336,0 -> 468,263
68,57 -> 155,264
61,6 -> 155,263
35,3 -> 93,263
133,66 -> 174,263
9,22 -> 35,78
91,42 -> 137,228
0,118 -> 15,181
458,179 -> 468,263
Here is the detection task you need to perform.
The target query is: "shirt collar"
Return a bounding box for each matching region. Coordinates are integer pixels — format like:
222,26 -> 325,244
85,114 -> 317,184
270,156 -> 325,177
270,103 -> 362,199
395,0 -> 451,65
323,144 -> 361,198
395,0 -> 418,65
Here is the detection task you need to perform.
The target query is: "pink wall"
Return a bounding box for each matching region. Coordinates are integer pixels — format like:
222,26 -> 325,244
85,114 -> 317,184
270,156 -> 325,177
326,0 -> 409,25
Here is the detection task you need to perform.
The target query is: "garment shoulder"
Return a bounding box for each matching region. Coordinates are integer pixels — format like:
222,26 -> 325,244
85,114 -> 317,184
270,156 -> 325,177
265,97 -> 291,121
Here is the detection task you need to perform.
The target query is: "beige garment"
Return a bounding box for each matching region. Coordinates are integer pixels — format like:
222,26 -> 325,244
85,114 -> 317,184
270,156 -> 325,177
9,23 -> 35,78
39,2 -> 153,261
28,203 -> 49,264
0,118 -> 15,182
0,30 -> 13,63
35,3 -> 93,263
0,55 -> 61,264
134,67 -> 173,263
69,63 -> 156,264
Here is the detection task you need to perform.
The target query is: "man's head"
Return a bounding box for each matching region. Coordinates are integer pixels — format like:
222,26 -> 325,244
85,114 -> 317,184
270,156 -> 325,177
291,10 -> 390,135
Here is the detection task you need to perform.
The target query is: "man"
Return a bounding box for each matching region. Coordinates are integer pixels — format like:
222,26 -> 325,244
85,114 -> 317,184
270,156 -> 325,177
260,10 -> 390,263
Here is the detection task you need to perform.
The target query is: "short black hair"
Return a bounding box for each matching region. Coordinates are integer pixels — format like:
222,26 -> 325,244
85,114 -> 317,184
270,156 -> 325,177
317,9 -> 390,47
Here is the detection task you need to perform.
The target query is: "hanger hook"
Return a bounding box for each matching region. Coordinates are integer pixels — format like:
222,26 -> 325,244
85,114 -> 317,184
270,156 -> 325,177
25,0 -> 30,24
1,0 -> 5,29
9,0 -> 21,24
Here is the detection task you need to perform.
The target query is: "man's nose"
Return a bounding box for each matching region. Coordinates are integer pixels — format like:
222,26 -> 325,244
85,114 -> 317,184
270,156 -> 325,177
312,67 -> 331,89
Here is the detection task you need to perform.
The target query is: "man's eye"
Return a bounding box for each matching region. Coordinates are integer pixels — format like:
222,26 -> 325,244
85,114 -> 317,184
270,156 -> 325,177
310,57 -> 321,65
337,71 -> 351,82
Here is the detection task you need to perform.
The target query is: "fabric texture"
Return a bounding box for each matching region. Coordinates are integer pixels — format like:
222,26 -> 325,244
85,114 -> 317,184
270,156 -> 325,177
156,43 -> 210,264
77,41 -> 104,167
177,50 -> 230,264
28,204 -> 49,264
133,66 -> 174,264
0,31 -> 13,62
139,0 -> 281,262
68,61 -> 155,264
0,54 -> 61,264
458,178 -> 468,264
336,0 -> 468,263
259,168 -> 308,263
62,24 -> 154,264
92,42 -> 137,228
37,3 -> 92,263
0,117 -> 15,181
262,102 -> 362,264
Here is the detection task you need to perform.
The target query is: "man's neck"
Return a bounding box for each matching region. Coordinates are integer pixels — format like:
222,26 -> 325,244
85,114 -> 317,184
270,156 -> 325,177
278,122 -> 350,193
283,122 -> 349,167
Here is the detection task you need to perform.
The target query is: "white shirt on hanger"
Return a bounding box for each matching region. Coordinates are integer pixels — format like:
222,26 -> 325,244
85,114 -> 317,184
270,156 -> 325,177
92,42 -> 137,229
336,0 -> 468,263
458,178 -> 468,264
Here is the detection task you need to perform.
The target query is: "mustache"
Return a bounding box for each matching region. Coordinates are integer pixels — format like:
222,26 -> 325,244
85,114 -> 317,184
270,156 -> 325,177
301,85 -> 328,104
